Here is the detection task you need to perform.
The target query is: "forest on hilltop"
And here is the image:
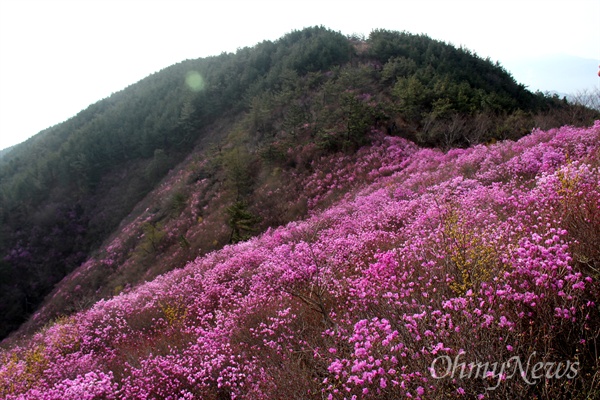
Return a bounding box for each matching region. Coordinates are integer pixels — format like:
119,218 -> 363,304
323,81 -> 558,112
0,27 -> 598,342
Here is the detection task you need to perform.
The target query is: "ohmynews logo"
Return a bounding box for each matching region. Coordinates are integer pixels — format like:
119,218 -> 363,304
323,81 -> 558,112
429,351 -> 579,390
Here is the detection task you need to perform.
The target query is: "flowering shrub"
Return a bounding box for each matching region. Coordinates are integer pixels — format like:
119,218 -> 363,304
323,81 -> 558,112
1,122 -> 599,398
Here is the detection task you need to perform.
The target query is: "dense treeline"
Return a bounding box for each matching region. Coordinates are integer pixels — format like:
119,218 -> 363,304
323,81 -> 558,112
0,26 -> 597,340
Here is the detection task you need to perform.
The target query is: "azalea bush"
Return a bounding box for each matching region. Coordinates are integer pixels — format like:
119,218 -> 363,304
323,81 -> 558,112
1,122 -> 599,399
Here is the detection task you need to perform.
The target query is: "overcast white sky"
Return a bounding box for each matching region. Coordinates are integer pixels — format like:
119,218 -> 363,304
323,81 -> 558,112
0,0 -> 599,150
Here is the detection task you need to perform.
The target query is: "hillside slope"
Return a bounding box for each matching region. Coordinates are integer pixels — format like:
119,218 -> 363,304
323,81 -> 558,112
1,122 -> 598,399
1,27 -> 598,341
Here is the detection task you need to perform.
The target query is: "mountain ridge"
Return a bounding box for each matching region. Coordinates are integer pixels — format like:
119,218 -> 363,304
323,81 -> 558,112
1,26 -> 598,342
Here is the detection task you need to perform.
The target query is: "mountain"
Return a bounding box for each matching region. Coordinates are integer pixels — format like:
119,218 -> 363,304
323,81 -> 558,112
0,26 -> 598,347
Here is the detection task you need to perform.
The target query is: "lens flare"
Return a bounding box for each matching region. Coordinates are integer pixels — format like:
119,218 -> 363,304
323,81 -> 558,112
185,71 -> 205,92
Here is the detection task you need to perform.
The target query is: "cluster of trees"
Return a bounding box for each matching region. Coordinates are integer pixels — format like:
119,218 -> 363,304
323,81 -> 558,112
0,62 -> 204,338
1,26 -> 597,340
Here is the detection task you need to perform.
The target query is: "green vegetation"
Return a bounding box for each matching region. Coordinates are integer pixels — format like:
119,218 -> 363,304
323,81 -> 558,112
226,201 -> 262,244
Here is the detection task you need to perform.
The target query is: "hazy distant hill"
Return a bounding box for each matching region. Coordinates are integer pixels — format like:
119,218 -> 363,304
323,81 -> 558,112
504,54 -> 599,94
0,27 -> 598,341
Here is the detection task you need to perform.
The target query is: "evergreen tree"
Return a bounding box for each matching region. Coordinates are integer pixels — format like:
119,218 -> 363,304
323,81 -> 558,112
226,201 -> 261,243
